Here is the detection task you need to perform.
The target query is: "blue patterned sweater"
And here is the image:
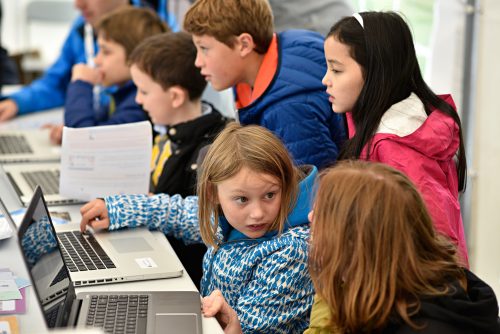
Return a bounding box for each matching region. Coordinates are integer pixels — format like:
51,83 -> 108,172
104,166 -> 317,333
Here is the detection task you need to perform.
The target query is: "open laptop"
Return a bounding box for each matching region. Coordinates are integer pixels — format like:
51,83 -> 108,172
0,195 -> 69,304
16,194 -> 203,334
20,186 -> 183,288
2,162 -> 83,206
0,129 -> 60,163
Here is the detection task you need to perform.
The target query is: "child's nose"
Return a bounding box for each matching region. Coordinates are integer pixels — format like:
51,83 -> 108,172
249,203 -> 264,220
194,52 -> 203,68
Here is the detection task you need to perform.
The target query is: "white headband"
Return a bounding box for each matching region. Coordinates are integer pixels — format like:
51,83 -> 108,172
353,13 -> 364,29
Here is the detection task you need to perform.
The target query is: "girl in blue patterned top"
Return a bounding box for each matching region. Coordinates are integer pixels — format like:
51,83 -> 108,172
79,123 -> 316,333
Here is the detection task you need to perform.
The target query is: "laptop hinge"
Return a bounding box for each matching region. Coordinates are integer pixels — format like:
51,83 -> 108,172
67,299 -> 82,327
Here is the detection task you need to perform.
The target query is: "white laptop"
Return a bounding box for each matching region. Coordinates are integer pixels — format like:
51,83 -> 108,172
0,129 -> 60,163
17,193 -> 203,333
20,186 -> 184,288
2,162 -> 82,206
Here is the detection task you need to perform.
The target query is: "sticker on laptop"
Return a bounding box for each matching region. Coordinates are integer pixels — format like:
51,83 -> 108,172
135,257 -> 158,269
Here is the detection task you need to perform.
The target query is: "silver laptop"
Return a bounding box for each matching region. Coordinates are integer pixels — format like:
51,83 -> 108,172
20,186 -> 184,288
0,129 -> 60,163
2,162 -> 83,206
17,195 -> 203,334
0,195 -> 70,304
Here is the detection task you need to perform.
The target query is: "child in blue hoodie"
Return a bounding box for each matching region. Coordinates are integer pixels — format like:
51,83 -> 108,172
79,123 -> 316,333
47,7 -> 168,144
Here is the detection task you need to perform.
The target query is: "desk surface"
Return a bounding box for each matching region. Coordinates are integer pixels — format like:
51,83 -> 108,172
0,110 -> 223,333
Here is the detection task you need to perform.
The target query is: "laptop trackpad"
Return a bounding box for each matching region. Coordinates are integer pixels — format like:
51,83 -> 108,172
155,314 -> 198,333
109,237 -> 153,253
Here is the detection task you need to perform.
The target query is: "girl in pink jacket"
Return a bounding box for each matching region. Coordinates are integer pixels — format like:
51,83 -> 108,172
322,11 -> 468,265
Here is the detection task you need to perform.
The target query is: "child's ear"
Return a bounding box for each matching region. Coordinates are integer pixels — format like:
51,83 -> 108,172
236,33 -> 255,57
168,86 -> 187,109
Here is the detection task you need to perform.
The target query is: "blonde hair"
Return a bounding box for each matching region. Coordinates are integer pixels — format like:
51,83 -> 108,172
197,123 -> 298,248
97,7 -> 169,59
309,160 -> 464,332
183,0 -> 274,54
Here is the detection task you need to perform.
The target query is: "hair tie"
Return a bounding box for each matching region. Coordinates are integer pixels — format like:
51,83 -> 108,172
353,13 -> 364,29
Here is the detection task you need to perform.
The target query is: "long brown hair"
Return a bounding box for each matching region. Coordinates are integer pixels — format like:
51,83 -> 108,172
197,123 -> 299,248
309,160 -> 464,332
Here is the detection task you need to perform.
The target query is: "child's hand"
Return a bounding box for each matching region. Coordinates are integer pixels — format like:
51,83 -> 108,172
202,290 -> 242,334
42,123 -> 64,145
80,199 -> 110,232
71,63 -> 102,84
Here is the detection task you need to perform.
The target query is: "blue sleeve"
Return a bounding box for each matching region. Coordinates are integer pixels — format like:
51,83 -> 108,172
8,18 -> 85,114
64,81 -> 148,127
262,101 -> 345,169
21,217 -> 58,266
236,234 -> 314,333
105,193 -> 203,245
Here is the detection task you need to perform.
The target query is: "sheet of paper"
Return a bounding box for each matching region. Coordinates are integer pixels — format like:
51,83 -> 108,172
0,279 -> 21,301
59,121 -> 152,201
0,217 -> 12,240
0,289 -> 26,315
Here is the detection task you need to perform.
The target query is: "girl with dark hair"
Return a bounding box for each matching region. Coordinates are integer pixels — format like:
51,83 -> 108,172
306,160 -> 499,334
322,11 -> 468,265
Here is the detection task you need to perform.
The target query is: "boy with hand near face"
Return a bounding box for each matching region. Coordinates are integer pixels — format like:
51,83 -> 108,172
129,31 -> 229,285
183,0 -> 346,169
48,7 -> 168,143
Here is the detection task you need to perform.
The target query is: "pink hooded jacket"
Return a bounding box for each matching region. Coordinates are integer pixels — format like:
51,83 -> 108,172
347,93 -> 468,266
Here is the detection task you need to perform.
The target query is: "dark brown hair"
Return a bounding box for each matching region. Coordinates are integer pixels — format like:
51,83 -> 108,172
97,7 -> 169,59
129,32 -> 207,100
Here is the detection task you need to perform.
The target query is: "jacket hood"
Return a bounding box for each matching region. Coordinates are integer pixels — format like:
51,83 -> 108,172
220,165 -> 317,242
416,269 -> 500,333
348,93 -> 460,161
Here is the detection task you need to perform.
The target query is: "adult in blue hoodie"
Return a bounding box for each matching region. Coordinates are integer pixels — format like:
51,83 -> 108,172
0,0 -> 177,121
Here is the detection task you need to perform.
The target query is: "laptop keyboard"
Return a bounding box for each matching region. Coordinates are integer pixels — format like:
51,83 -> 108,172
45,303 -> 60,328
86,294 -> 149,334
0,135 -> 33,154
58,231 -> 116,272
21,169 -> 60,195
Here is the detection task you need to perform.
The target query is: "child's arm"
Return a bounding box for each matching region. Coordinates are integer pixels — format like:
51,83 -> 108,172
104,193 -> 204,245
234,231 -> 314,333
64,78 -> 99,127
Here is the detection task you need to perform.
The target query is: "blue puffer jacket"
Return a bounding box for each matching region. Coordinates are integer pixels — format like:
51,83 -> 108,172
237,30 -> 346,169
105,166 -> 318,333
64,79 -> 148,127
5,0 -> 178,115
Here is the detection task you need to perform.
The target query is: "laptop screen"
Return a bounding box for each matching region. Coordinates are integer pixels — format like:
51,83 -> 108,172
17,186 -> 72,328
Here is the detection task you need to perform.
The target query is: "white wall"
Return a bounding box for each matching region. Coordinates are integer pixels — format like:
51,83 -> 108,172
470,0 -> 500,299
2,0 -> 76,68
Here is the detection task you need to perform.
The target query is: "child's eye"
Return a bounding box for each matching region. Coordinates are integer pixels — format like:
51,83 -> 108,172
331,68 -> 341,74
264,192 -> 276,199
235,197 -> 248,204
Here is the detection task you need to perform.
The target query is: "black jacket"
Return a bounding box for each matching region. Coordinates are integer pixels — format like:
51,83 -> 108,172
151,104 -> 229,197
151,103 -> 229,288
388,269 -> 500,334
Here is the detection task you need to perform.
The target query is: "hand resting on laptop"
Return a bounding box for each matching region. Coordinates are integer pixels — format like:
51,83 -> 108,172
80,199 -> 110,232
